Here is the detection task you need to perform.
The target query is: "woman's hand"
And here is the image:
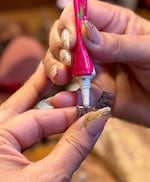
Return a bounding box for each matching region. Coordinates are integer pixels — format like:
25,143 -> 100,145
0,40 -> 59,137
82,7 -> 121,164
44,0 -> 150,126
0,63 -> 110,181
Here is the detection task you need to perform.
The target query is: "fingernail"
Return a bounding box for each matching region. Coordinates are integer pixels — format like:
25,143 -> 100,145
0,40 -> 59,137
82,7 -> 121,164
59,49 -> 72,66
45,97 -> 52,106
50,65 -> 57,80
61,29 -> 70,50
84,107 -> 111,136
83,20 -> 101,45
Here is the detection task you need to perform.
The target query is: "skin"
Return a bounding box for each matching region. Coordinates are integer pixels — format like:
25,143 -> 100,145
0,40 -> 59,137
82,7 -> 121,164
44,0 -> 150,126
0,63 -> 109,182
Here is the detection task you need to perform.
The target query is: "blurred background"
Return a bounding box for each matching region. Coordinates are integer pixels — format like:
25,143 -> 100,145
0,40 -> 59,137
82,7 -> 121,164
0,0 -> 149,95
0,0 -> 150,49
0,1 -> 150,182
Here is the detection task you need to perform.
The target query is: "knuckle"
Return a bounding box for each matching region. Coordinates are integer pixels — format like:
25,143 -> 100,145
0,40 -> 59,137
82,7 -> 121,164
63,134 -> 89,159
113,36 -> 126,62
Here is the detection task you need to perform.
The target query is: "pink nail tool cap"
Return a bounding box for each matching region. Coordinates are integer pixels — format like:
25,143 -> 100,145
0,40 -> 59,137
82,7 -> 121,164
72,0 -> 95,77
72,0 -> 95,107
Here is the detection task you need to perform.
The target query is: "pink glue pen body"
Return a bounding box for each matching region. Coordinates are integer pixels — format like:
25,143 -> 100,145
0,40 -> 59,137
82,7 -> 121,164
72,0 -> 95,107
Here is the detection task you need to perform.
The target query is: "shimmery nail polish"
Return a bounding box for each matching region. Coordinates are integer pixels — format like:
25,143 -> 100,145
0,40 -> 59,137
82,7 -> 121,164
50,65 -> 57,80
61,29 -> 70,50
59,49 -> 71,66
84,107 -> 111,136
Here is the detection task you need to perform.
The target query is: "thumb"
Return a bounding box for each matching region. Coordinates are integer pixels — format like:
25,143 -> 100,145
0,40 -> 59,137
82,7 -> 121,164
41,107 -> 111,181
83,21 -> 150,65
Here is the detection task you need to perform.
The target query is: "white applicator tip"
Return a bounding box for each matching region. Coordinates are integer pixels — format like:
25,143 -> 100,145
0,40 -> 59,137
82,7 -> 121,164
78,77 -> 91,107
82,87 -> 90,107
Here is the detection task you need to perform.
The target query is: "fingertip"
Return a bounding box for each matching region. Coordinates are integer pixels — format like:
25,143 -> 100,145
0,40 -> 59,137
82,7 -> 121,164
43,51 -> 72,85
52,65 -> 72,85
48,91 -> 77,108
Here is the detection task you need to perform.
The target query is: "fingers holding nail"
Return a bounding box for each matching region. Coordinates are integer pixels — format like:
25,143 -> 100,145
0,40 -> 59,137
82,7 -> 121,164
43,50 -> 72,84
59,29 -> 72,66
50,64 -> 72,85
43,50 -> 59,80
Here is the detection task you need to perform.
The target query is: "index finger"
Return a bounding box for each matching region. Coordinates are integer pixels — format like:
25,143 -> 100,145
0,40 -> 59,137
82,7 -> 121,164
0,107 -> 78,151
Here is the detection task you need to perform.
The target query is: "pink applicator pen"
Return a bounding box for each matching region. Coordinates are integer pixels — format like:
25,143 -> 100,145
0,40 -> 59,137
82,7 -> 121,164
72,0 -> 96,107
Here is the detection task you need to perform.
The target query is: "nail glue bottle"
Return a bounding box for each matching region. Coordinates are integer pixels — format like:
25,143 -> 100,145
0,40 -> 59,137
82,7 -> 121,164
72,0 -> 96,107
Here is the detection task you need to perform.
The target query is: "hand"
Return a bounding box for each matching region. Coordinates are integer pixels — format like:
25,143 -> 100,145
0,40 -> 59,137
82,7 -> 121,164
44,0 -> 150,126
0,63 -> 110,181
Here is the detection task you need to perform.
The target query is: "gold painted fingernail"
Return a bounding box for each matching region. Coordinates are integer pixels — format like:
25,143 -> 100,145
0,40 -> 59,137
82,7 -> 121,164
84,107 -> 111,136
59,49 -> 71,66
61,29 -> 70,50
50,65 -> 57,80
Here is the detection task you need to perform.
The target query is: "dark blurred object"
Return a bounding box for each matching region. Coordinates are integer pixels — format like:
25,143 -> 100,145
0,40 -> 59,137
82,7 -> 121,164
95,92 -> 114,109
103,0 -> 139,10
142,0 -> 150,8
0,0 -> 55,11
0,40 -> 11,56
115,0 -> 139,10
